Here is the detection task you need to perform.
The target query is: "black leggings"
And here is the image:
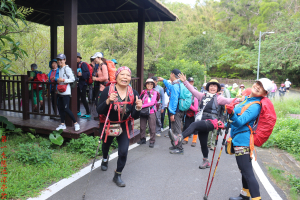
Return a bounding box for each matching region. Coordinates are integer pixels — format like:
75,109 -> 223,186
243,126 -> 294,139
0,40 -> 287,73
236,153 -> 260,198
50,91 -> 57,114
100,122 -> 131,173
181,120 -> 214,158
57,95 -> 77,123
77,85 -> 90,114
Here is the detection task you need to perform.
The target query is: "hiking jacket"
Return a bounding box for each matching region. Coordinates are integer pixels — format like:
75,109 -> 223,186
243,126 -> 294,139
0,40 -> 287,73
222,88 -> 231,98
58,65 -> 75,95
230,96 -> 262,147
48,69 -> 59,91
271,84 -> 277,92
163,79 -> 180,115
140,89 -> 157,114
94,63 -> 109,91
77,61 -> 90,89
154,84 -> 165,110
279,87 -> 286,93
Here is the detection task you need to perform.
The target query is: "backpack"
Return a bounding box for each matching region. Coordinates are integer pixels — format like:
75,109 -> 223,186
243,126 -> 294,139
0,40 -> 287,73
178,83 -> 192,111
79,62 -> 93,85
33,71 -> 48,89
237,97 -> 277,159
63,66 -> 76,89
106,60 -> 116,81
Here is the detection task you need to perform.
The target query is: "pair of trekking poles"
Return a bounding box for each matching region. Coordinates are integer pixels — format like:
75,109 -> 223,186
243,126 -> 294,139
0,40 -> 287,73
203,112 -> 233,200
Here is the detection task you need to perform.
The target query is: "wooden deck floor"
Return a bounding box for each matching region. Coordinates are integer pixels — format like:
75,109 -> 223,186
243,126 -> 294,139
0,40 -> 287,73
0,102 -> 140,142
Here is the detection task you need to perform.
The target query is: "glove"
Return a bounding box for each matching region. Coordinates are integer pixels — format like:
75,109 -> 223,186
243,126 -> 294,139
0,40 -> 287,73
217,121 -> 225,129
226,98 -> 239,114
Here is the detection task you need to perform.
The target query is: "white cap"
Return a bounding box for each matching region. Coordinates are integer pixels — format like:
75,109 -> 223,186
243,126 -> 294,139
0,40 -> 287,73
203,83 -> 207,87
225,84 -> 228,88
232,83 -> 238,88
91,52 -> 103,59
256,78 -> 273,94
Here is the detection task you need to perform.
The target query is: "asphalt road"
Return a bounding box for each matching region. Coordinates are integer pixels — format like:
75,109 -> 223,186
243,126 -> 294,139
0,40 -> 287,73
46,130 -> 287,200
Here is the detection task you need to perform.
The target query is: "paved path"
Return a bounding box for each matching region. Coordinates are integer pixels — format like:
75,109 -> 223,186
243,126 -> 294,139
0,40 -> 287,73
41,130 -> 286,200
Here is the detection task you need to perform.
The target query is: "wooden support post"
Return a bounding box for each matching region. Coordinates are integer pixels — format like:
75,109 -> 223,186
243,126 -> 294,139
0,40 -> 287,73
0,72 -> 2,105
136,8 -> 145,94
21,75 -> 29,120
50,10 -> 57,60
64,0 -> 78,126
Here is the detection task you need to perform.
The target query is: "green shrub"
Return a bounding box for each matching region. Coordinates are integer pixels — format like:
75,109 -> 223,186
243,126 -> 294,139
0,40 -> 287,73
67,134 -> 101,158
49,129 -> 64,146
273,98 -> 300,118
16,143 -> 53,165
289,175 -> 300,195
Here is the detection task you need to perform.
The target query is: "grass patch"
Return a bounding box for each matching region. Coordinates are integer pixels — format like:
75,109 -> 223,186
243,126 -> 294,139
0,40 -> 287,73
273,98 -> 300,118
268,167 -> 300,200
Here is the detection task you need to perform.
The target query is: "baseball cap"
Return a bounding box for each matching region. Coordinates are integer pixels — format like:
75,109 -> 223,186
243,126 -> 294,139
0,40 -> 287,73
256,78 -> 273,94
187,77 -> 194,82
91,52 -> 104,59
77,52 -> 82,59
56,54 -> 66,60
152,76 -> 158,81
171,69 -> 181,77
111,59 -> 118,64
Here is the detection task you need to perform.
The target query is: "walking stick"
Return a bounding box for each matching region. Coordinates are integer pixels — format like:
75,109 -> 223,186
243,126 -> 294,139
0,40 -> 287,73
203,113 -> 233,200
82,102 -> 113,200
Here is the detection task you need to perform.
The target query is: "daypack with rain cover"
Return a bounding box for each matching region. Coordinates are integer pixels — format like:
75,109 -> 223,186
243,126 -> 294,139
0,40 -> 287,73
106,60 -> 116,82
33,71 -> 48,89
79,62 -> 93,85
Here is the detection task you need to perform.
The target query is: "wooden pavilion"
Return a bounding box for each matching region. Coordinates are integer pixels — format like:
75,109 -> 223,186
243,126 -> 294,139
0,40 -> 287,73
0,0 -> 177,138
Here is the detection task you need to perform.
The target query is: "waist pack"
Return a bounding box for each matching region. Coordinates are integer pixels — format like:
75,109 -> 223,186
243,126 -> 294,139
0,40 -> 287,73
57,84 -> 68,93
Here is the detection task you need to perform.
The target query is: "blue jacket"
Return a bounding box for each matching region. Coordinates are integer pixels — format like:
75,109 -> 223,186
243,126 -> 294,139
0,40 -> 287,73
230,96 -> 262,147
163,79 -> 180,115
48,69 -> 59,91
154,84 -> 165,110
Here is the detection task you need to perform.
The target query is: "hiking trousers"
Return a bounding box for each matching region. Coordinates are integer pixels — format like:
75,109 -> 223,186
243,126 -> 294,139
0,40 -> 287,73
57,95 -> 77,124
100,122 -> 131,173
140,113 -> 156,144
235,152 -> 260,198
77,85 -> 90,115
155,104 -> 162,134
181,120 -> 214,158
171,111 -> 184,136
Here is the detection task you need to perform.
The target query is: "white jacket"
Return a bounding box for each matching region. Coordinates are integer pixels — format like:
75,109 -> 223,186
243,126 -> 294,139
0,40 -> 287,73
58,65 -> 75,95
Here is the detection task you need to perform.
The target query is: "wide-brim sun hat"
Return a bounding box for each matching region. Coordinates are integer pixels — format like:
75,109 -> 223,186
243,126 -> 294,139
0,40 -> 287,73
232,83 -> 238,88
144,78 -> 155,88
206,79 -> 221,92
49,59 -> 57,69
256,78 -> 273,94
240,84 -> 245,88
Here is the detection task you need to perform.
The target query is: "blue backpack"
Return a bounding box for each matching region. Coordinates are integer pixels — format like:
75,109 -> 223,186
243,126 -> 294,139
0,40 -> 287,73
178,83 -> 192,111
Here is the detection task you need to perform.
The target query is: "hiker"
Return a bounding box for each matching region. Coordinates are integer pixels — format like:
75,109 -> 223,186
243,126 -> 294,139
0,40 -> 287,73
269,80 -> 277,99
47,59 -> 59,119
89,56 -> 97,103
152,76 -> 165,137
28,63 -> 44,112
137,78 -> 158,147
157,69 -> 185,154
229,83 -> 239,98
279,83 -> 286,101
200,83 -> 207,93
77,52 -> 90,118
55,54 -> 80,131
221,83 -> 231,98
225,78 -> 273,200
97,66 -> 142,187
111,59 -> 118,67
284,78 -> 291,92
237,84 -> 245,98
182,77 -> 199,147
92,52 -> 109,107
161,86 -> 170,131
169,75 -> 242,168
164,83 -> 173,137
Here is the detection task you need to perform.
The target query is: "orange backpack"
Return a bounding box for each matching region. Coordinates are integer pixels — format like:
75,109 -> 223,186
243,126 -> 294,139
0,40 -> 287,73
106,60 -> 116,81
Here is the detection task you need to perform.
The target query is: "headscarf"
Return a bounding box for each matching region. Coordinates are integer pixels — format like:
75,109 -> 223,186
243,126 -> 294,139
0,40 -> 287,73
115,66 -> 131,78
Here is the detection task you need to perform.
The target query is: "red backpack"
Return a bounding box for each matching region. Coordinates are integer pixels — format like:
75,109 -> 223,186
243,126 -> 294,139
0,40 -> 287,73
79,62 -> 93,85
106,60 -> 116,82
238,97 -> 277,158
33,72 -> 48,89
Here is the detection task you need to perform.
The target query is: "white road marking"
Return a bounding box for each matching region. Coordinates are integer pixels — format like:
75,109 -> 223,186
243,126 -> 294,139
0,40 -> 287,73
27,136 -> 151,200
252,154 -> 283,200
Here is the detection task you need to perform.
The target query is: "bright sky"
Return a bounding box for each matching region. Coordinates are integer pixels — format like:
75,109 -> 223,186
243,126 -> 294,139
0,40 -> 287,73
165,0 -> 197,6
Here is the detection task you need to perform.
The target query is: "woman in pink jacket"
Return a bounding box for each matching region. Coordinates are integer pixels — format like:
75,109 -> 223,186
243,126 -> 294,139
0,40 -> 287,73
138,78 -> 158,148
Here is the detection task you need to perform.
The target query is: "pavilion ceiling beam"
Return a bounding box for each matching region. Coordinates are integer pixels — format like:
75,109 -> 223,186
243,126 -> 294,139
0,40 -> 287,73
127,11 -> 135,22
93,13 -> 103,24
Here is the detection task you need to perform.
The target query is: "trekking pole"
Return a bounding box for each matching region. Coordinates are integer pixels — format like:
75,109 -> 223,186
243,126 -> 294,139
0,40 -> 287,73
82,102 -> 113,200
203,113 -> 233,200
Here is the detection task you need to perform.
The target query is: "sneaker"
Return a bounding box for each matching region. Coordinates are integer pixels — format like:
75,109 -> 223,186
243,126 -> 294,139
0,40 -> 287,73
169,131 -> 183,146
229,194 -> 250,200
149,143 -> 154,148
191,142 -> 196,147
56,124 -> 66,131
169,148 -> 184,155
74,123 -> 80,131
137,138 -> 146,144
199,158 -> 211,169
169,146 -> 176,150
80,114 -> 91,119
161,128 -> 164,132
156,133 -> 161,137
182,140 -> 188,145
210,146 -> 214,151
77,112 -> 81,116
164,134 -> 169,138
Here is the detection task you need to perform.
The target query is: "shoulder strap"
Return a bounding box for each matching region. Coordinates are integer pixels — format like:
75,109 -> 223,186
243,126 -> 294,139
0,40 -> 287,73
237,101 -> 261,116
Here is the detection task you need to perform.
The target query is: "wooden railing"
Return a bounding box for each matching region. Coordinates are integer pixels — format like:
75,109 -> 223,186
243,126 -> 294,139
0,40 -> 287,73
131,77 -> 139,91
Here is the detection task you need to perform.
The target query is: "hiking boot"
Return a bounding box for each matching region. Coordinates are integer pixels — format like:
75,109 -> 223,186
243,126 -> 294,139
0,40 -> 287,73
182,140 -> 188,145
149,143 -> 154,148
191,142 -> 196,147
169,131 -> 183,147
137,138 -> 146,145
80,114 -> 91,119
113,171 -> 126,187
199,158 -> 211,169
101,156 -> 109,171
169,148 -> 184,155
229,194 -> 250,200
169,146 -> 176,150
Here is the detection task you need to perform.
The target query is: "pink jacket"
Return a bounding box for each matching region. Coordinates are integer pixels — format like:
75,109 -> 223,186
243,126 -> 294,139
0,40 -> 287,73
141,89 -> 157,114
95,64 -> 109,91
183,81 -> 239,106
